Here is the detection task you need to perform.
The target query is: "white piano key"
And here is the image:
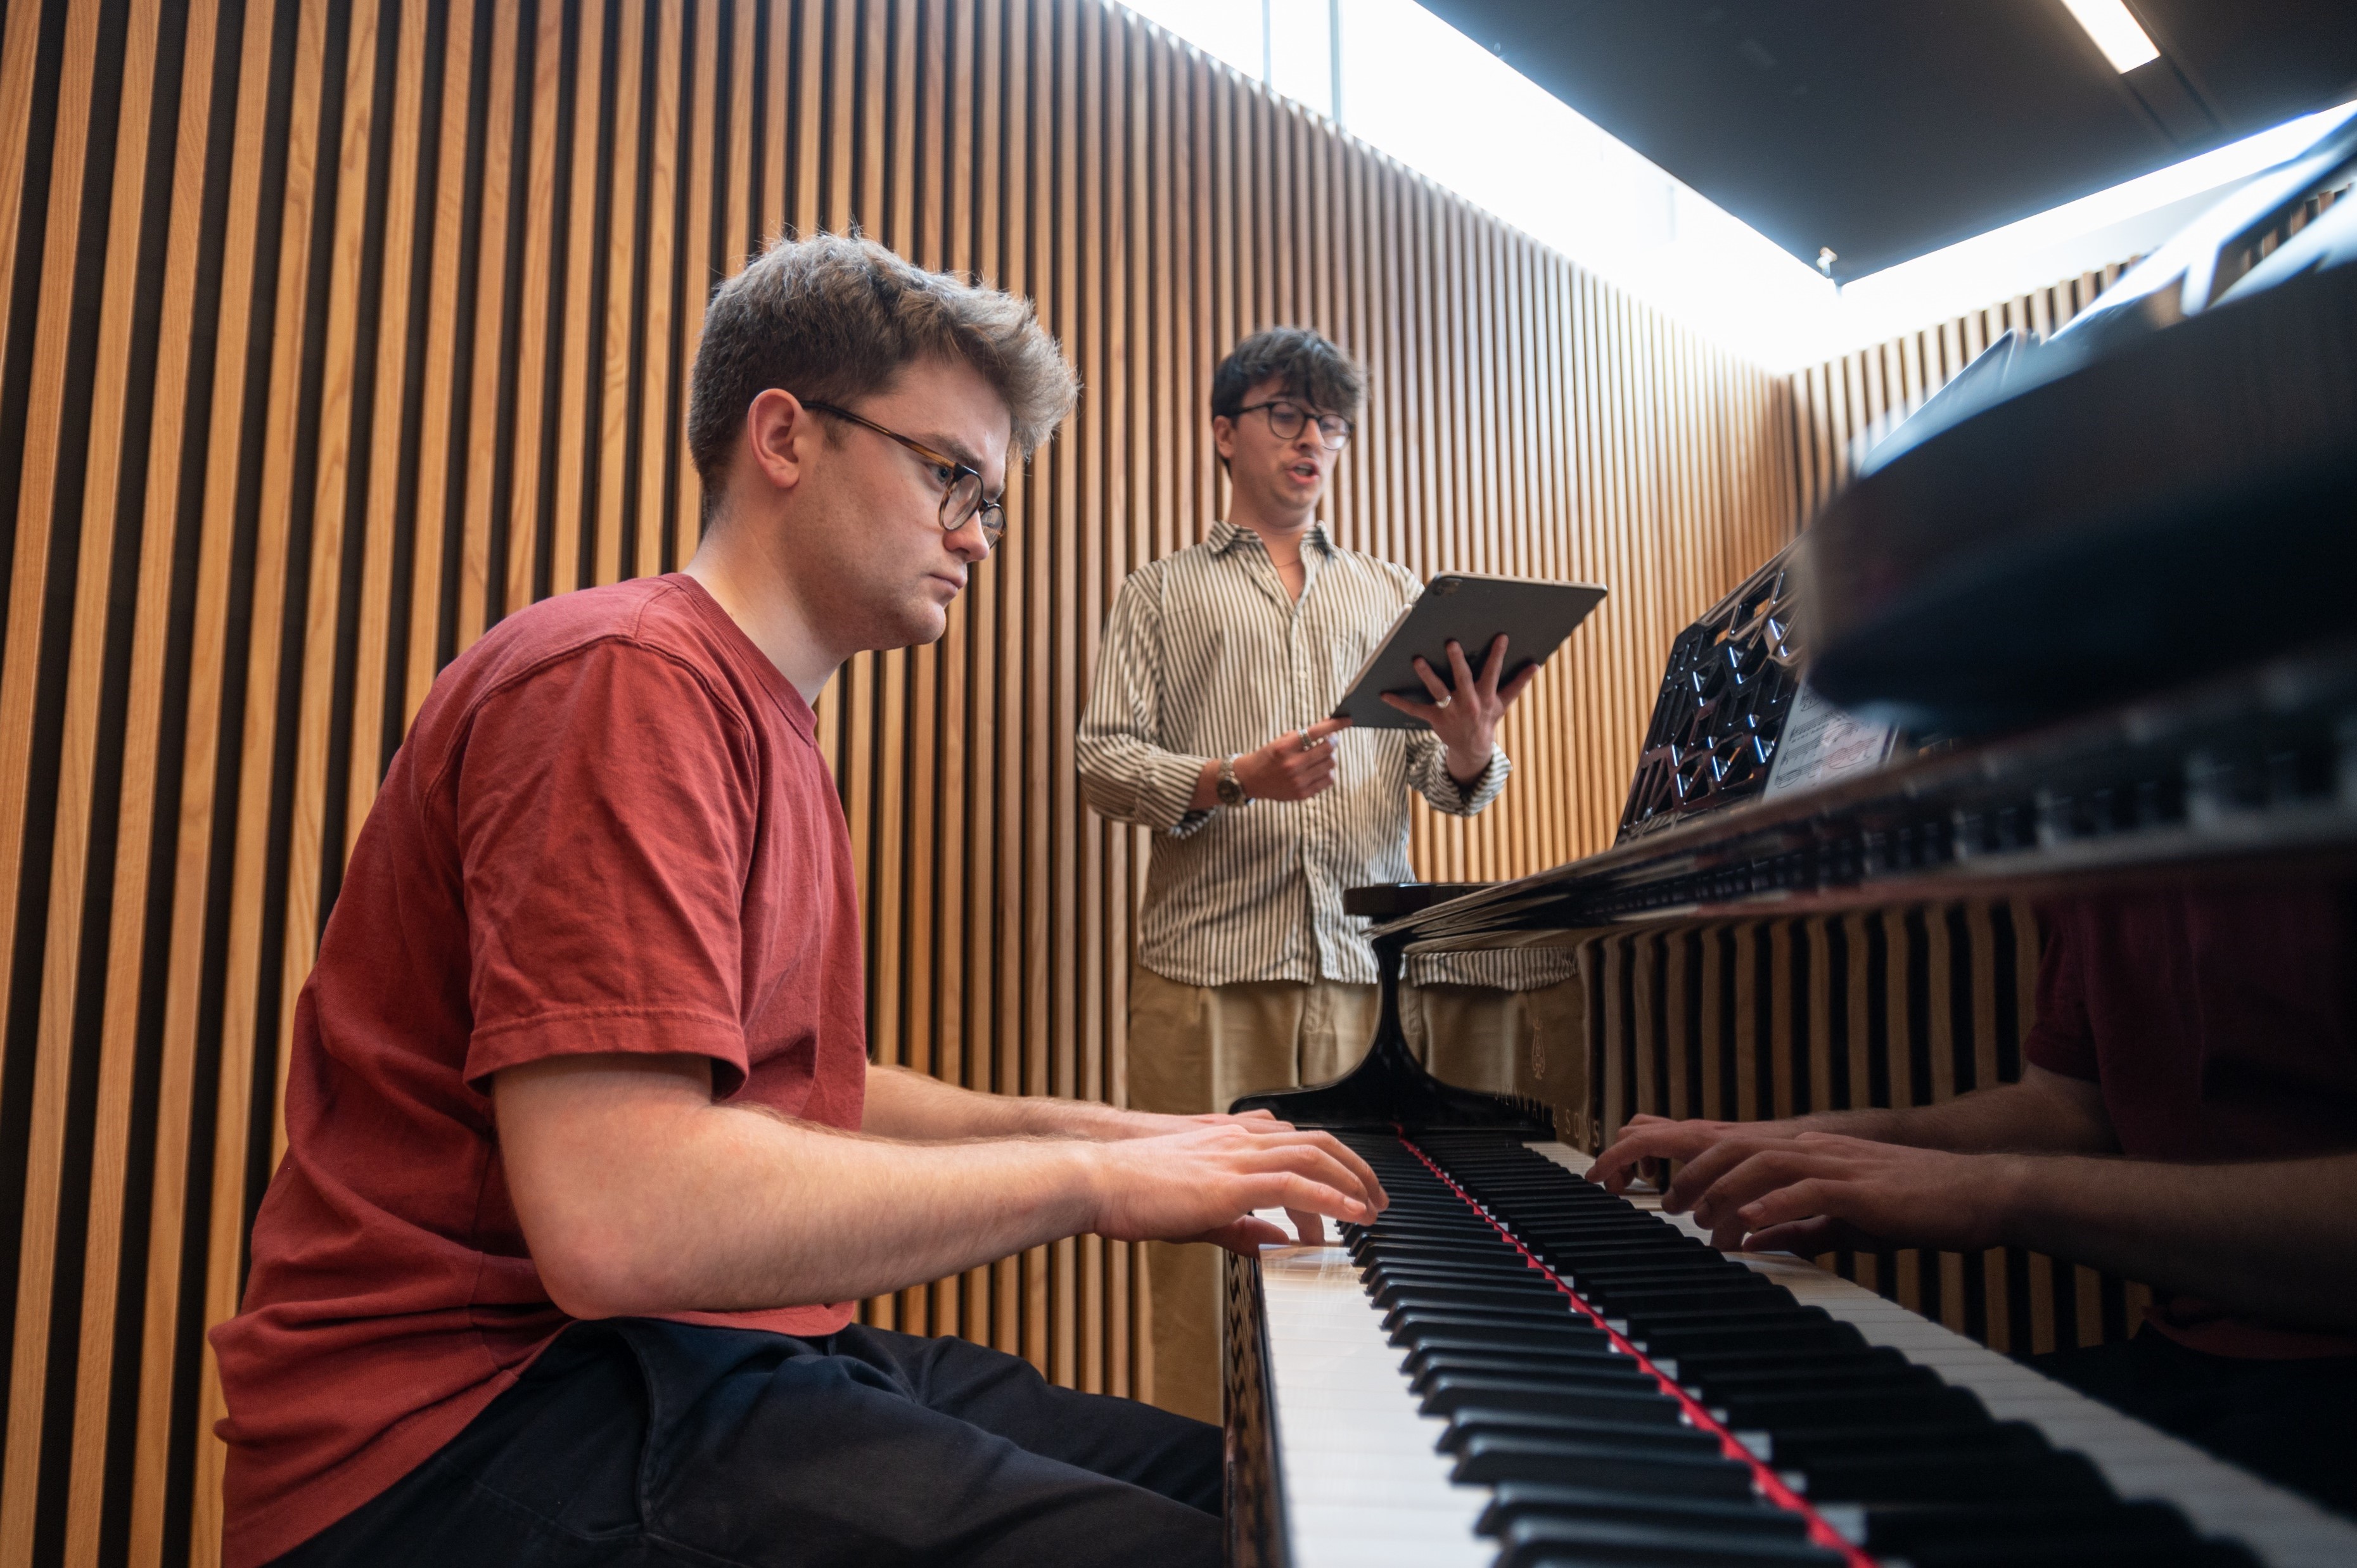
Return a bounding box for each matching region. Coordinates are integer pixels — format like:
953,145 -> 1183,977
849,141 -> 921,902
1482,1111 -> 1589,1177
1526,1142 -> 2357,1568
1252,1208 -> 1495,1568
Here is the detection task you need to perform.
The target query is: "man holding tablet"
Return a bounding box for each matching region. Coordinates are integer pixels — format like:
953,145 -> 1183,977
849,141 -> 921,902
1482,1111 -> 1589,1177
1076,326 -> 1543,1421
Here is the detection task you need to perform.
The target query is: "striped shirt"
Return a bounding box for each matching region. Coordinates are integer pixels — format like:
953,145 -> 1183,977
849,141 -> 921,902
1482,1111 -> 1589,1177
1078,521 -> 1508,987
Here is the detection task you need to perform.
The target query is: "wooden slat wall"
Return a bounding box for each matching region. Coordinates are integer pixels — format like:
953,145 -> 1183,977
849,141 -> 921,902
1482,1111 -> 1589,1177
1580,902 -> 2154,1359
0,2 -> 1801,1562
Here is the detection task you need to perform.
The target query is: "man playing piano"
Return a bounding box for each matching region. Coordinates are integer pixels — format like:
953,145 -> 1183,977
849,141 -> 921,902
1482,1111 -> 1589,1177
1076,326 -> 1544,1423
207,235 -> 1387,1568
1592,883 -> 2357,1517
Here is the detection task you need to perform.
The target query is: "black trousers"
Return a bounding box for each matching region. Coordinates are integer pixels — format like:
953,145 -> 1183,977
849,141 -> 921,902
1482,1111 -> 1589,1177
273,1318 -> 1223,1567
2031,1327 -> 2357,1519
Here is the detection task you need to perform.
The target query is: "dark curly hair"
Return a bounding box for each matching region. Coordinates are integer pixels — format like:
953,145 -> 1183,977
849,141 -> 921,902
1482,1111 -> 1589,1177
1209,326 -> 1365,423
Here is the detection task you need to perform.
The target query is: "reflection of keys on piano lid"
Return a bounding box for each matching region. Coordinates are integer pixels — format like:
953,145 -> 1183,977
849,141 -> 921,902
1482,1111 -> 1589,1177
1236,1134 -> 2357,1568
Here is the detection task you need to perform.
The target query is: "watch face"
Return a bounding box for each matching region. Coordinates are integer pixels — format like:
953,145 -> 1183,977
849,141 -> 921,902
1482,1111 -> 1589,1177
1217,777 -> 1243,805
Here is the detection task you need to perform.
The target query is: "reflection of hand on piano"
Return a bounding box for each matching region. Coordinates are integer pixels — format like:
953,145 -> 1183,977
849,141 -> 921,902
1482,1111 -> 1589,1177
1082,1119 -> 1392,1255
1595,1118 -> 2017,1255
1702,1133 -> 2014,1256
1592,1112 -> 1815,1195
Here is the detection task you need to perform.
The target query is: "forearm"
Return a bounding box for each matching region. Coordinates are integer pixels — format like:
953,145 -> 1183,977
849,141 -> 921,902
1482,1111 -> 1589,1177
516,1071 -> 1102,1315
1772,1072 -> 2115,1156
501,1056 -> 1388,1320
1998,1151 -> 2357,1332
863,1063 -> 1156,1142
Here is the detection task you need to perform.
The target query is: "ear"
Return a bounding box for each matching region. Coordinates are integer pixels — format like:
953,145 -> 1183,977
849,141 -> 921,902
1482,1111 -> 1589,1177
1211,413 -> 1237,463
743,388 -> 812,498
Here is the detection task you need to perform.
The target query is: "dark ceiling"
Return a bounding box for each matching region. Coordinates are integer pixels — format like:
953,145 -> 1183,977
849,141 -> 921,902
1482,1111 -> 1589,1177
1415,0 -> 2357,280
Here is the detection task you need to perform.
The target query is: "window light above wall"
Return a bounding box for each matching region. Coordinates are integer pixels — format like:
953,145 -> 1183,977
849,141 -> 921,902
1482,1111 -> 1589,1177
1112,0 -> 2357,375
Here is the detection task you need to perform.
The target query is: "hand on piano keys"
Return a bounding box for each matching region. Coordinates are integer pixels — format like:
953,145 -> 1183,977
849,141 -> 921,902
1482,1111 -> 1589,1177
1081,1117 -> 1390,1254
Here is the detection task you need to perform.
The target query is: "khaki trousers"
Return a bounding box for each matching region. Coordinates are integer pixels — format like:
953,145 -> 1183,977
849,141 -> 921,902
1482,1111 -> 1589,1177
1126,965 -> 1381,1424
1125,964 -> 1564,1422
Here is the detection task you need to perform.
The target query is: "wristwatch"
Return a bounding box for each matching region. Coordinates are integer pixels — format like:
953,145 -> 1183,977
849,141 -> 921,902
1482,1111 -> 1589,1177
1215,756 -> 1248,807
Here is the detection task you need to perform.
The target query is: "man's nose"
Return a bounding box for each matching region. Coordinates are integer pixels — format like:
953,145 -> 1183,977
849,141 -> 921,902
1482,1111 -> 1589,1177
945,516 -> 992,563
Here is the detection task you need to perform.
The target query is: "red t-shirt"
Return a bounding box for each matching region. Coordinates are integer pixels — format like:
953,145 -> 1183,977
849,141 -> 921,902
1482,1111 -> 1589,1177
2023,883 -> 2357,1357
210,575 -> 868,1568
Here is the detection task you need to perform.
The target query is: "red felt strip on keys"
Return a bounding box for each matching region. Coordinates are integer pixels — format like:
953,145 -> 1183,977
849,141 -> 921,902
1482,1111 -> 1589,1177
1397,1135 -> 1875,1568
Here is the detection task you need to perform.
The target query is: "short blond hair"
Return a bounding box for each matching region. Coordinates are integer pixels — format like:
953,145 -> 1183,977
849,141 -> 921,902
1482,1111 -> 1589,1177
687,233 -> 1078,500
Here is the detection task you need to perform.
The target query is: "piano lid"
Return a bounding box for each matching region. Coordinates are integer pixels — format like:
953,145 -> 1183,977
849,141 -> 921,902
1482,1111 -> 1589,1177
1796,113 -> 2357,741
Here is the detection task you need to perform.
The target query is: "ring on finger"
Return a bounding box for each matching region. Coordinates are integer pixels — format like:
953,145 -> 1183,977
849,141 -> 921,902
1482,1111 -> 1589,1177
1433,694 -> 1453,710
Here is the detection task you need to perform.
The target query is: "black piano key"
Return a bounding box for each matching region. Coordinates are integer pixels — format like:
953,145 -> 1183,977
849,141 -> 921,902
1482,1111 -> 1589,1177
1386,1311 -> 1612,1348
1571,1269 -> 1777,1292
1360,1216 -> 1499,1233
1420,1374 -> 1689,1422
1364,1265 -> 1561,1294
1387,1313 -> 1614,1349
1518,1218 -> 1694,1235
1767,1419 -> 2050,1469
1354,1240 -> 1531,1265
1676,1350 -> 1923,1393
1493,1516 -> 1848,1568
1563,1254 -> 1770,1275
1509,1205 -> 1685,1222
1441,1406 -> 1723,1454
1416,1365 -> 1660,1401
1405,1339 -> 1650,1377
1538,1243 -> 1727,1269
1618,1305 -> 1836,1334
1793,1448 -> 2116,1505
1367,1263 -> 1565,1301
1578,1280 -> 1768,1305
1666,1351 -> 1912,1391
1478,1482 -> 1811,1542
1450,1433 -> 1760,1495
1582,1285 -> 1793,1316
1857,1498 -> 2201,1556
1562,1259 -> 1761,1282
1384,1303 -> 1588,1335
1376,1301 -> 1602,1339
1711,1385 -> 1986,1431
1629,1322 -> 1868,1359
1372,1286 -> 1571,1319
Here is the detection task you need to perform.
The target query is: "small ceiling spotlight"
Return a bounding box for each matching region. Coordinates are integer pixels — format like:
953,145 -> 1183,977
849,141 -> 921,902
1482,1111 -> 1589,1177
1817,247 -> 1838,277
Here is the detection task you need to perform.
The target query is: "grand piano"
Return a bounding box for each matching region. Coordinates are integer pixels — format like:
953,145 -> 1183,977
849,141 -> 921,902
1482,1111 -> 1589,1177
1220,115 -> 2357,1568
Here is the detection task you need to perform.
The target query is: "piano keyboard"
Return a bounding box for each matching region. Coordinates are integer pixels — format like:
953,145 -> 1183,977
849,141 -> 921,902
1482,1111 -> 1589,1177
1237,1131 -> 2357,1568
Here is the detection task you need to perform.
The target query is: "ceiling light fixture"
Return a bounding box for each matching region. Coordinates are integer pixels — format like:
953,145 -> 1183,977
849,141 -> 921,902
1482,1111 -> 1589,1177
2059,0 -> 2161,74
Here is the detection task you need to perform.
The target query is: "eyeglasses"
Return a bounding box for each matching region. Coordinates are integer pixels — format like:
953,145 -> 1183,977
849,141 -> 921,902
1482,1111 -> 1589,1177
1234,399 -> 1353,450
800,400 -> 1007,549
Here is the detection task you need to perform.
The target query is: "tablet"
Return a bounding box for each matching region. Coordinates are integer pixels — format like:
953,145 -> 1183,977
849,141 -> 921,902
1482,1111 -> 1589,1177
1332,573 -> 1608,729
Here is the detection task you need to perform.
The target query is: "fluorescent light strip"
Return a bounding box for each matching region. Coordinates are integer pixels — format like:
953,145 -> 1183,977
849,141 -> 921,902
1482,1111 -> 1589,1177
2060,0 -> 2161,74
